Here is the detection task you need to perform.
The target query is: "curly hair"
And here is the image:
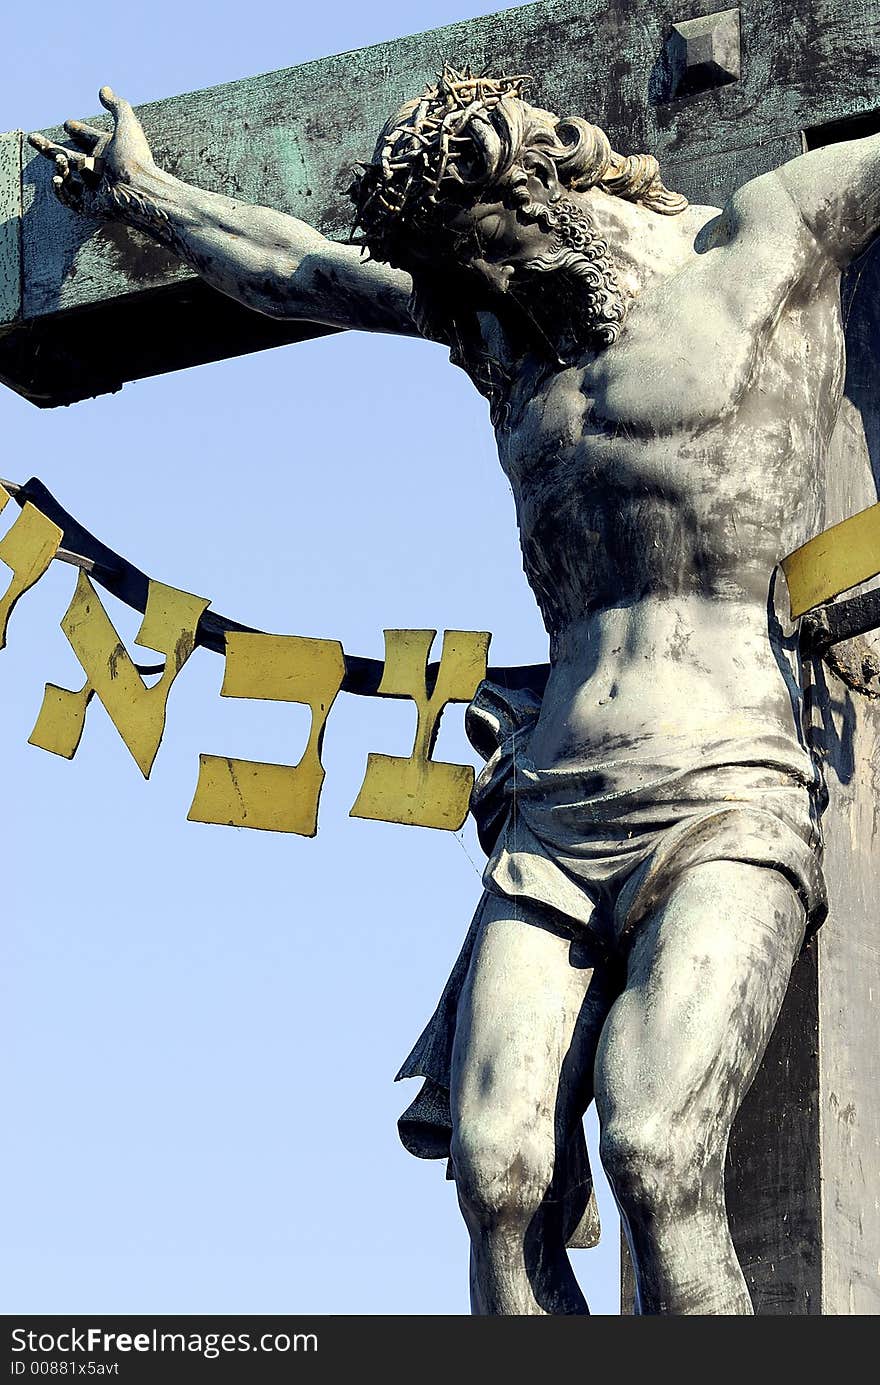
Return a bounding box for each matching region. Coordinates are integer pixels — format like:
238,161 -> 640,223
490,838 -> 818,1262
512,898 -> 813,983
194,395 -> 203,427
350,66 -> 687,267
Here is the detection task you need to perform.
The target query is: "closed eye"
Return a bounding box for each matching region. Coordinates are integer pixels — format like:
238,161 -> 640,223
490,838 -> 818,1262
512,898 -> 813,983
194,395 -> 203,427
474,215 -> 506,253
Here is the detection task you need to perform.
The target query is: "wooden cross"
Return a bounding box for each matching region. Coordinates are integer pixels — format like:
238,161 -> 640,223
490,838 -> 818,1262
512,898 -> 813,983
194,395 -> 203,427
2,0 -> 879,1314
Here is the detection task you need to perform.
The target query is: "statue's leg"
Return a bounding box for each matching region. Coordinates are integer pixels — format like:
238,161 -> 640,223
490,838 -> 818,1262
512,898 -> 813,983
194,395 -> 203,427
449,891 -> 614,1315
594,860 -> 806,1315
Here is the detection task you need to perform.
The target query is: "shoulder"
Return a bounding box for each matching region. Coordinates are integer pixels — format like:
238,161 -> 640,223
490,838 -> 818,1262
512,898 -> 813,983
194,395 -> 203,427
726,169 -> 808,238
716,169 -> 835,290
675,179 -> 805,259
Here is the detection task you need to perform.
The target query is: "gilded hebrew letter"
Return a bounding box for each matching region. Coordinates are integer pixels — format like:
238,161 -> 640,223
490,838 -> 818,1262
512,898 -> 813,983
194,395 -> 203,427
29,571 -> 209,775
187,632 -> 345,836
0,484 -> 62,648
350,629 -> 490,831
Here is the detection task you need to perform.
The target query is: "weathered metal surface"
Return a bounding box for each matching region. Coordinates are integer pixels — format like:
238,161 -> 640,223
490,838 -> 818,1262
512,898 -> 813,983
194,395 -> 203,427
6,0 -> 880,1319
0,482 -> 62,648
3,0 -> 880,403
623,114 -> 880,1315
29,572 -> 208,775
812,288 -> 880,1314
725,945 -> 823,1313
20,0 -> 880,316
819,696 -> 880,1314
720,328 -> 880,1316
0,132 -> 21,330
622,242 -> 880,1318
350,629 -> 490,830
187,631 -> 345,835
623,945 -> 824,1315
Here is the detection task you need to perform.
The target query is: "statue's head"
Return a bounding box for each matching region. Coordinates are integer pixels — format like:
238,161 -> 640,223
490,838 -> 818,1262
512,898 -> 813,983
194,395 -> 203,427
350,66 -> 687,381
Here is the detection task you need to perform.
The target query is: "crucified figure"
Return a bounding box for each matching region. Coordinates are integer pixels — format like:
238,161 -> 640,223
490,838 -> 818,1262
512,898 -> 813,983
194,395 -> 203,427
31,67 -> 872,1314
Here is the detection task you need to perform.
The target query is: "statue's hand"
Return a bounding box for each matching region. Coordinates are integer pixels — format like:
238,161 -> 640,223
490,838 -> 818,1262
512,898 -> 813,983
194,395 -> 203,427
28,87 -> 158,219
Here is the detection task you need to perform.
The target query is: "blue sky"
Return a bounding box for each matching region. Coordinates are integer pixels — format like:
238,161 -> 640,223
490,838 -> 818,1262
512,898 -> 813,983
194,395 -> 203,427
0,0 -> 620,1314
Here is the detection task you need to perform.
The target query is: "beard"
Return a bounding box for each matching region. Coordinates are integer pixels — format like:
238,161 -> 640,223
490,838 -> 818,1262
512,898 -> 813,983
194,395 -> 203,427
403,194 -> 628,429
509,195 -> 627,355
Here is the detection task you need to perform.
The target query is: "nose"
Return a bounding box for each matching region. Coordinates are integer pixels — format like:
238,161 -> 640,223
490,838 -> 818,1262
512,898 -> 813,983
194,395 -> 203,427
471,257 -> 515,295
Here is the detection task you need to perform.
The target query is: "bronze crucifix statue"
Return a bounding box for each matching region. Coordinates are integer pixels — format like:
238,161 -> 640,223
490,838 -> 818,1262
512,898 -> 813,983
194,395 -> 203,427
29,62 -> 877,1314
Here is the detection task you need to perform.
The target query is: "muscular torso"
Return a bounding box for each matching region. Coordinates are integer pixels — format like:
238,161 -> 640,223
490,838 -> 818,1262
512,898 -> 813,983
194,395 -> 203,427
490,192 -> 844,770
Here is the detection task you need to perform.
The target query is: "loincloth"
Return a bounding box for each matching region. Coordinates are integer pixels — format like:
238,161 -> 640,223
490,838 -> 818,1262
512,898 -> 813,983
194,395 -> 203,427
395,680 -> 827,1247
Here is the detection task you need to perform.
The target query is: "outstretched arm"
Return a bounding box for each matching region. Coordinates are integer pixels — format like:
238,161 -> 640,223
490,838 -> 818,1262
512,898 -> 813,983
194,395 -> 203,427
30,88 -> 417,336
773,131 -> 880,269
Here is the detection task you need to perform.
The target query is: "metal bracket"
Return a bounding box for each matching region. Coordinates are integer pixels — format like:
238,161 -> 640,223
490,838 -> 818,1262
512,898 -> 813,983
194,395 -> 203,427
666,9 -> 741,101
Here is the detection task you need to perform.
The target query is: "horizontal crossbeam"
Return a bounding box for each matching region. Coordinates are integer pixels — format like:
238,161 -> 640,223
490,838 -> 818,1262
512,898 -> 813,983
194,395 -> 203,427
1,0 -> 878,404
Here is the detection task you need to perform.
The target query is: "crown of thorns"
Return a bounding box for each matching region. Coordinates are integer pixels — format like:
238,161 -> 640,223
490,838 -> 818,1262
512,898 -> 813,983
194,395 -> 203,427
350,64 -> 688,264
350,65 -> 532,256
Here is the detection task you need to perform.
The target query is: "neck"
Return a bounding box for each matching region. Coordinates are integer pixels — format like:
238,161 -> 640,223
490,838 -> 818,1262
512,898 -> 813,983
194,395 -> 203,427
420,193 -> 719,406
582,189 -> 715,299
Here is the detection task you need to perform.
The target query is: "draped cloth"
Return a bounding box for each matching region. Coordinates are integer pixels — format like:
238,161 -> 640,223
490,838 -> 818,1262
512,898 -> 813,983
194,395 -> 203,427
395,679 -> 827,1249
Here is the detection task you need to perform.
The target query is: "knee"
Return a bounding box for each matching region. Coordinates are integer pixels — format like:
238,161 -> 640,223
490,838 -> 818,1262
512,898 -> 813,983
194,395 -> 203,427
451,1113 -> 557,1230
599,1114 -> 715,1221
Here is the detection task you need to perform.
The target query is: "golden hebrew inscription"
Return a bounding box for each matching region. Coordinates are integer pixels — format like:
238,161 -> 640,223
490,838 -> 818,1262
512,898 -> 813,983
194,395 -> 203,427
0,483 -> 62,648
187,632 -> 345,835
350,629 -> 490,831
0,479 -> 495,836
29,572 -> 209,775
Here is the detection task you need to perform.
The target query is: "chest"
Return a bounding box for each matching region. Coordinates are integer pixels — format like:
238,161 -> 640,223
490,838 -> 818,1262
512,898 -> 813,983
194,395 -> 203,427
500,242 -> 841,488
